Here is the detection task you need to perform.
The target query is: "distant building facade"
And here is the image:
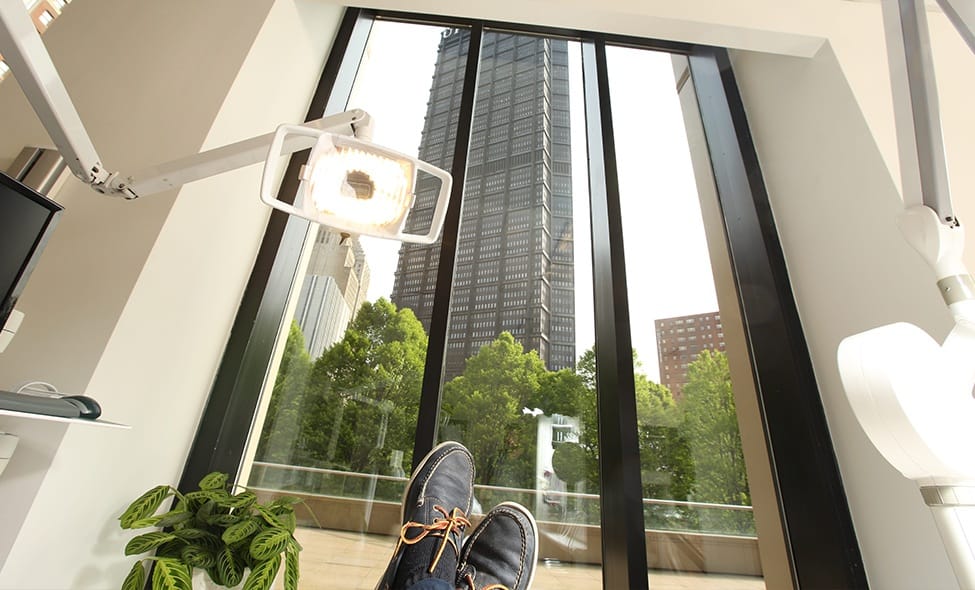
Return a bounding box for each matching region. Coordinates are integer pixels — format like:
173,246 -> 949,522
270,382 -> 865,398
655,311 -> 725,399
391,29 -> 576,378
294,230 -> 370,358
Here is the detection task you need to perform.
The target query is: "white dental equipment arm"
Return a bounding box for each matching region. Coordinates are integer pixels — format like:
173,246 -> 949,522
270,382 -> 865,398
0,0 -> 451,244
0,0 -> 369,199
838,1 -> 975,587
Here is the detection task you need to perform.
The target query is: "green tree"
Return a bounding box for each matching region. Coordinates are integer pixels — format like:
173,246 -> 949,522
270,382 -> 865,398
681,349 -> 752,533
575,347 -> 694,515
441,332 -> 546,490
296,298 -> 427,481
533,369 -> 586,417
255,321 -> 312,464
681,349 -> 748,504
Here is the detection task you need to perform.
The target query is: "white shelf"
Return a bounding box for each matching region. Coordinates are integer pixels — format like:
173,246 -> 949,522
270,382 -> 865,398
0,409 -> 130,429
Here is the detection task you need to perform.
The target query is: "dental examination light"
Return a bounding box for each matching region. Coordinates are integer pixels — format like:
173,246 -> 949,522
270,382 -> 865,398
837,0 -> 975,587
0,0 -> 451,244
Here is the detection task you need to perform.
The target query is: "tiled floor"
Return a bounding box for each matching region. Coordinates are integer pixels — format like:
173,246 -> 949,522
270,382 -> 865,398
290,528 -> 766,589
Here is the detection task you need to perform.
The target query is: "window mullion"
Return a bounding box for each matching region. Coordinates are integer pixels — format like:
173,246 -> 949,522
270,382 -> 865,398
411,23 -> 484,469
581,37 -> 650,590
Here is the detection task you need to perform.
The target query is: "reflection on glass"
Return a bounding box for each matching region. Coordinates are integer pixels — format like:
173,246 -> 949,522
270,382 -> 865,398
427,31 -> 601,585
607,45 -> 764,585
240,16 -> 767,589
242,21 -> 455,590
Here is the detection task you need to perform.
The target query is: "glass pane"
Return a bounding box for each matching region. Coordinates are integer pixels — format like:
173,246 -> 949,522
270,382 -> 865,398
422,31 -> 601,586
241,21 -> 459,589
607,46 -> 766,587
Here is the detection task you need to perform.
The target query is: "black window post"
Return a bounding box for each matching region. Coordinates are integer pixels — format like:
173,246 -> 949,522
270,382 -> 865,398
582,37 -> 651,590
688,45 -> 868,589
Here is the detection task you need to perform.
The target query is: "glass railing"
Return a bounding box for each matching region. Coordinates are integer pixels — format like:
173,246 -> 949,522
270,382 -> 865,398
248,461 -> 756,536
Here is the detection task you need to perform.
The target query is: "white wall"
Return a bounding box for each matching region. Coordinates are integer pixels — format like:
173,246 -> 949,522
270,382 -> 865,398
0,0 -> 343,587
727,7 -> 975,590
732,42 -> 961,589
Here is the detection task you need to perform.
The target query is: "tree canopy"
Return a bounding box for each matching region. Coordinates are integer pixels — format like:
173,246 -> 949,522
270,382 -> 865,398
256,305 -> 752,534
255,298 -> 427,480
441,332 -> 588,489
681,349 -> 749,505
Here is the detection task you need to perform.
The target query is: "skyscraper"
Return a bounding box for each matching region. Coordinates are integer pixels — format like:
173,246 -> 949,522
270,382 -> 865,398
294,230 -> 370,358
391,30 -> 575,377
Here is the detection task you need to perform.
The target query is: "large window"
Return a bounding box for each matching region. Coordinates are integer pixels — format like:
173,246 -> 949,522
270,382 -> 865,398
182,10 -> 867,590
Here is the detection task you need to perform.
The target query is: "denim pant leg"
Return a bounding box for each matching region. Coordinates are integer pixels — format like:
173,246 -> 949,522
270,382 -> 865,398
407,578 -> 455,590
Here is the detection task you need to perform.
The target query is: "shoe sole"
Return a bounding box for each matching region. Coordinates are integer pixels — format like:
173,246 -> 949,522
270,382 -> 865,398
492,501 -> 540,590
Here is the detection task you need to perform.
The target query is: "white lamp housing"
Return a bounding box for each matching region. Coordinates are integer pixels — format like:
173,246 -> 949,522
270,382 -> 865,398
838,322 -> 975,484
261,124 -> 451,244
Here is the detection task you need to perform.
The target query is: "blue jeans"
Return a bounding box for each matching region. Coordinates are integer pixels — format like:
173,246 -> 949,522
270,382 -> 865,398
408,579 -> 454,590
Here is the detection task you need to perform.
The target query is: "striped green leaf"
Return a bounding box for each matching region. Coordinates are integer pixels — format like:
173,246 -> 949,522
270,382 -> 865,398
198,472 -> 229,491
255,505 -> 284,528
121,560 -> 146,590
272,509 -> 296,533
185,490 -> 227,505
119,485 -> 171,529
155,541 -> 182,559
127,516 -> 162,529
284,542 -> 300,590
125,532 -> 177,556
173,528 -> 217,542
180,545 -> 215,569
222,517 -> 261,544
249,528 -> 291,561
242,555 -> 281,590
151,558 -> 191,590
155,510 -> 193,528
218,490 -> 257,510
216,546 -> 244,587
233,543 -> 256,569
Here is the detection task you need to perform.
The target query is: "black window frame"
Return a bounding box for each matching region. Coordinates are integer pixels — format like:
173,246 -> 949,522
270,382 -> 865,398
178,8 -> 868,589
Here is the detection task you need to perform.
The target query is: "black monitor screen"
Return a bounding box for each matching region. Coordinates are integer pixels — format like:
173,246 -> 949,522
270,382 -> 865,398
0,171 -> 63,329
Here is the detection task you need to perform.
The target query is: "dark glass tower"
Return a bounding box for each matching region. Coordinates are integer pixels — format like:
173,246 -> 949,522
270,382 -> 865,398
392,30 -> 575,378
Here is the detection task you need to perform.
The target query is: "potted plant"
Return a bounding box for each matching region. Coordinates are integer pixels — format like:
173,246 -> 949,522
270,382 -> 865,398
118,472 -> 301,590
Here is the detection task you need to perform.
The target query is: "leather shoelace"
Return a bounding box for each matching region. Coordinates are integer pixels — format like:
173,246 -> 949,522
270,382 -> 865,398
396,505 -> 471,574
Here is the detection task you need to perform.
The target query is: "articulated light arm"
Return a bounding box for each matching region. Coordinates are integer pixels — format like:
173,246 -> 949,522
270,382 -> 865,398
934,0 -> 975,55
882,0 -> 957,226
110,110 -> 373,199
0,0 -> 370,198
0,0 -> 450,244
0,0 -> 106,186
839,2 -> 975,587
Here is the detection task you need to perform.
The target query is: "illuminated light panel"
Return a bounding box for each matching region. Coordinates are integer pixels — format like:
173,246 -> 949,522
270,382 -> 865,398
304,140 -> 416,234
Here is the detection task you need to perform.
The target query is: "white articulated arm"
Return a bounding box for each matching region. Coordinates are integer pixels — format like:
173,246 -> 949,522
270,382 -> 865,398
839,0 -> 975,487
839,2 -> 975,586
111,110 -> 373,199
934,0 -> 975,55
0,0 -> 449,243
0,0 -> 376,199
882,0 -> 956,225
0,0 -> 108,186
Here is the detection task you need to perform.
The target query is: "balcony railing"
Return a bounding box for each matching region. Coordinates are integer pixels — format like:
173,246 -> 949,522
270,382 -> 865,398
248,460 -> 756,537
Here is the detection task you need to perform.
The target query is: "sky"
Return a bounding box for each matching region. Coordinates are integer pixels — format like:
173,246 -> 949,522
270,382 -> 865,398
341,22 -> 719,383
